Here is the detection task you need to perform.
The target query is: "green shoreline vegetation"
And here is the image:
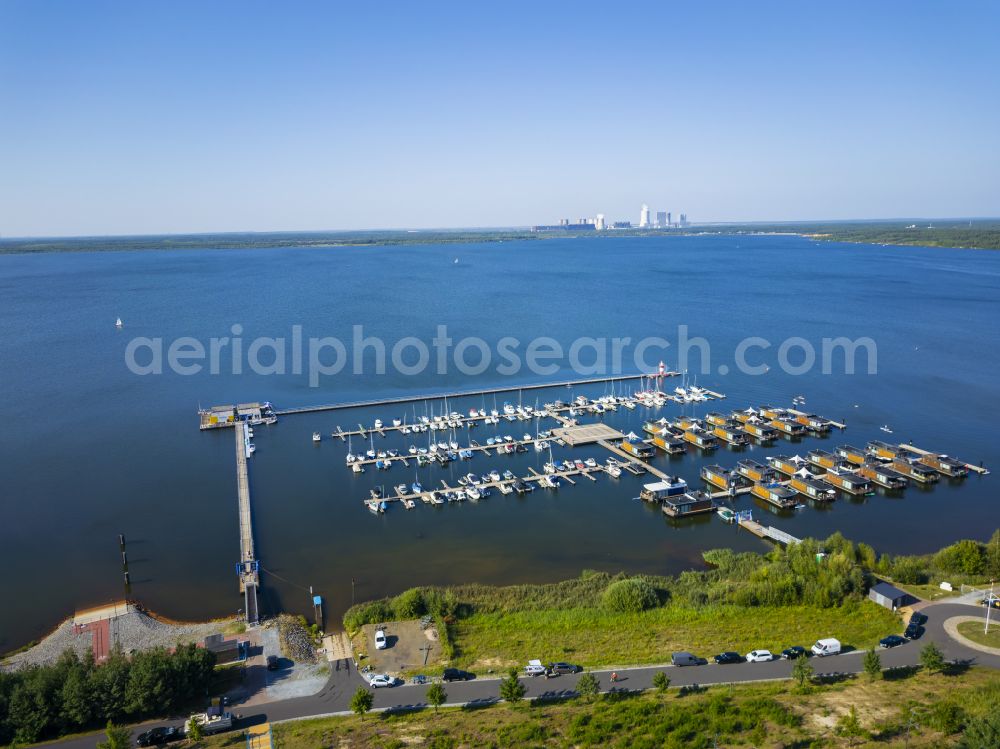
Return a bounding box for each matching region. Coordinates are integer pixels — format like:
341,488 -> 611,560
344,532 -> 1000,675
2,219 -> 999,254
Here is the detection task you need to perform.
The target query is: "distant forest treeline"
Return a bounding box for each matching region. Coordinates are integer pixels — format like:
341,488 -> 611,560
2,220 -> 998,253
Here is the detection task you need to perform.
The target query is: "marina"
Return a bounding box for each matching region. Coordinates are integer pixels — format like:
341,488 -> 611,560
5,231 -> 1000,653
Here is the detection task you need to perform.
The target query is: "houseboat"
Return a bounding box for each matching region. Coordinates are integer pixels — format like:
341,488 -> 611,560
822,469 -> 873,495
918,453 -> 969,478
858,461 -> 909,490
767,455 -> 802,476
701,464 -> 742,491
807,449 -> 840,470
759,405 -> 785,420
789,475 -> 837,501
751,482 -> 799,509
835,445 -> 868,466
640,477 -> 689,502
705,412 -> 729,427
643,420 -> 669,436
731,410 -> 753,424
866,440 -> 899,460
737,459 -> 773,483
621,438 -> 656,459
683,429 -> 719,450
662,490 -> 716,518
794,413 -> 832,432
892,458 -> 940,483
713,423 -> 750,446
673,416 -> 699,431
652,433 -> 688,454
770,418 -> 807,437
743,421 -> 779,441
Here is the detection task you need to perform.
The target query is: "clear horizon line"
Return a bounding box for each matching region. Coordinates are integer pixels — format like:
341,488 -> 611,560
1,216 -> 996,242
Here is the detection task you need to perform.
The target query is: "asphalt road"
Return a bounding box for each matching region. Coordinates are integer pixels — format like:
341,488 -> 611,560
49,602 -> 1000,749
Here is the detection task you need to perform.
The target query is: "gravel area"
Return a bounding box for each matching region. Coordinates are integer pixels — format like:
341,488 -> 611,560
2,610 -> 240,671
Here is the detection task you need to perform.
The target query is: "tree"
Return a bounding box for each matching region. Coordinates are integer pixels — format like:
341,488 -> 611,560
835,706 -> 868,746
652,671 -> 670,693
576,672 -> 599,700
499,668 -> 526,705
791,656 -> 814,688
426,682 -> 447,712
934,539 -> 986,576
920,642 -> 946,674
863,648 -> 882,682
350,687 -> 374,720
96,721 -> 131,749
185,716 -> 203,742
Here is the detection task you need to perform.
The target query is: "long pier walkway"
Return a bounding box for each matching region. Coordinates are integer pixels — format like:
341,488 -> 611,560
275,374 -> 676,416
235,423 -> 260,625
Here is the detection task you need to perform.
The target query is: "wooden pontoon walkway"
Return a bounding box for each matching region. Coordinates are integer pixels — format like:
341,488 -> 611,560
275,374 -> 677,416
737,517 -> 802,546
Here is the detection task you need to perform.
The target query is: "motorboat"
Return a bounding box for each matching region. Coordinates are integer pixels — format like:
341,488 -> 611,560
352,463 -> 364,474
312,432 -> 321,443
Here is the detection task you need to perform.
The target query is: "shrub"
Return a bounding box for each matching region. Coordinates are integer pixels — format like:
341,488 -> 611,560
392,588 -> 427,619
343,599 -> 393,632
602,578 -> 659,613
926,701 -> 966,734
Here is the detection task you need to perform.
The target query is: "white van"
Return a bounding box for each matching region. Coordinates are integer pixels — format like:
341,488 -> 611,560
811,638 -> 841,657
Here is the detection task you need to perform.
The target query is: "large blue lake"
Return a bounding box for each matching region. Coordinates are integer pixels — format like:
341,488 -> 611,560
1,234 -> 997,650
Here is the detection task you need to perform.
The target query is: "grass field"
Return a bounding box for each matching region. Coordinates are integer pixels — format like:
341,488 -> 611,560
446,601 -> 900,671
203,667 -> 1000,749
957,620 -> 1000,649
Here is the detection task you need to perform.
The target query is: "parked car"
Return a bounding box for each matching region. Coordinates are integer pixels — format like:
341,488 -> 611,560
904,623 -> 924,640
442,668 -> 475,682
374,629 -> 387,650
713,651 -> 743,665
524,659 -> 547,677
266,655 -> 279,671
546,662 -> 582,676
136,727 -> 180,747
745,650 -> 773,663
879,634 -> 907,649
368,673 -> 397,688
671,651 -> 705,667
781,646 -> 807,660
909,612 -> 928,626
811,638 -> 841,657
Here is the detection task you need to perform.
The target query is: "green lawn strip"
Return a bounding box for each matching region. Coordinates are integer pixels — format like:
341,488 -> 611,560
448,602 -> 900,670
957,620 -> 1000,649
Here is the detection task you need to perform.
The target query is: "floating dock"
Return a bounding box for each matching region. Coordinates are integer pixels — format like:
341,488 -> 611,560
737,515 -> 802,546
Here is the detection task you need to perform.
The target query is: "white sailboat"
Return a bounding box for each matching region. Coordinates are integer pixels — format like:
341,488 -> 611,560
115,317 -> 123,329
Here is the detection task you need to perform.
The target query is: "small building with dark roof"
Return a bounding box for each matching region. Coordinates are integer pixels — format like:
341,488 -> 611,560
868,581 -> 910,610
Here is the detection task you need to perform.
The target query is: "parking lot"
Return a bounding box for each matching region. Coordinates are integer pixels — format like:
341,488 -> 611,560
360,620 -> 442,674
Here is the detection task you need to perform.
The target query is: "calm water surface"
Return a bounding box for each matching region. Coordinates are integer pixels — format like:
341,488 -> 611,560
1,234 -> 998,650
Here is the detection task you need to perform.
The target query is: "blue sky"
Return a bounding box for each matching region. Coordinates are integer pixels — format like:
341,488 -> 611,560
1,1 -> 998,236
